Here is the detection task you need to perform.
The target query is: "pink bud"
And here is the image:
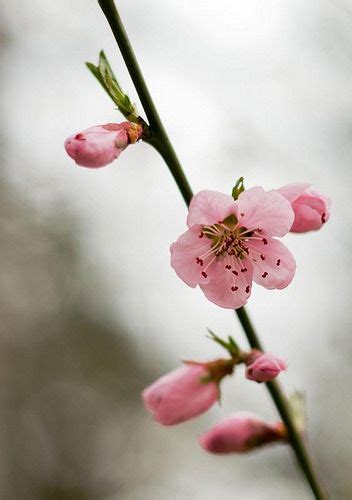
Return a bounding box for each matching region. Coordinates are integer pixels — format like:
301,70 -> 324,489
142,364 -> 220,425
277,183 -> 330,233
64,122 -> 142,168
199,412 -> 286,454
245,352 -> 287,383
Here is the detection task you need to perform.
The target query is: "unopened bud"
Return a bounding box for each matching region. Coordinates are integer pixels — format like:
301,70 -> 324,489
277,183 -> 330,233
245,350 -> 286,383
199,412 -> 287,454
142,359 -> 234,426
64,122 -> 142,168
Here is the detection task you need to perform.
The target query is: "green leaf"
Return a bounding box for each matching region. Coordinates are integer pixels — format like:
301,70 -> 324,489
231,176 -> 245,200
86,50 -> 138,120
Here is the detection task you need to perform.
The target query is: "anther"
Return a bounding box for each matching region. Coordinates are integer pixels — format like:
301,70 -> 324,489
260,254 -> 265,261
225,265 -> 231,270
276,259 -> 281,266
232,270 -> 238,276
245,285 -> 250,293
241,267 -> 247,273
231,286 -> 238,292
321,213 -> 326,224
201,271 -> 208,278
262,238 -> 268,245
262,272 -> 268,278
198,232 -> 204,238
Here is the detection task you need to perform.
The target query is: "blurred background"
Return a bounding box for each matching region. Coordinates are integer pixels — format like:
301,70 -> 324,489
0,1 -> 351,498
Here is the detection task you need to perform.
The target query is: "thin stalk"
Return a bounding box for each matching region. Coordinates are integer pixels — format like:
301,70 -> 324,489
96,2 -> 327,498
236,307 -> 327,500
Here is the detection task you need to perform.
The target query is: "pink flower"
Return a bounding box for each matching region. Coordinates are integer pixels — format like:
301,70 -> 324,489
199,412 -> 286,454
142,360 -> 234,425
170,188 -> 296,309
64,122 -> 142,168
245,350 -> 287,383
277,183 -> 330,233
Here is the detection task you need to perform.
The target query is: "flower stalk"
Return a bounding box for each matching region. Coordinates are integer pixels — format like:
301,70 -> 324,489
96,1 -> 327,498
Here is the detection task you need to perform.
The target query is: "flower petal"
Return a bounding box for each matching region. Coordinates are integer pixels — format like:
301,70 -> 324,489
248,237 -> 296,289
187,190 -> 236,228
276,183 -> 311,203
200,258 -> 253,309
170,227 -> 213,287
237,187 -> 294,237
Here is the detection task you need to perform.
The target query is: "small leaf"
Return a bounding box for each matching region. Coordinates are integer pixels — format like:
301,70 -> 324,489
289,391 -> 306,434
86,51 -> 138,121
232,177 -> 245,200
207,329 -> 240,357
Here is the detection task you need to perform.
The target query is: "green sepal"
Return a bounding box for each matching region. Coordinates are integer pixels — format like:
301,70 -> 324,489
231,176 -> 245,200
86,50 -> 138,121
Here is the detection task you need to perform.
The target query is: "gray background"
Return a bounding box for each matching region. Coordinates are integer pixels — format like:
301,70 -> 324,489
0,1 -> 351,499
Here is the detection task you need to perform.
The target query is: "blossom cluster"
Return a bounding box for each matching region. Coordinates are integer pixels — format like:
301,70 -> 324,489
170,183 -> 329,309
142,349 -> 287,453
64,120 -> 330,455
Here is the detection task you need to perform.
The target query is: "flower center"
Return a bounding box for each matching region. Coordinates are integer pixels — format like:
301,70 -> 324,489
202,214 -> 252,260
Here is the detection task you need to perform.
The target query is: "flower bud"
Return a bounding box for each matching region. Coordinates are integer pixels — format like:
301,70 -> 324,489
199,412 -> 286,454
142,360 -> 234,426
277,183 -> 330,233
64,122 -> 142,168
245,351 -> 286,383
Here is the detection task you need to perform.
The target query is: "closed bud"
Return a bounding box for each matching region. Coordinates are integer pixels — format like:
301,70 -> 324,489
142,359 -> 234,426
245,350 -> 286,383
277,183 -> 330,233
199,412 -> 287,454
64,122 -> 142,168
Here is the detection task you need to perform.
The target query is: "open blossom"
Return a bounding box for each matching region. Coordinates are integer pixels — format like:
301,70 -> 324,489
142,360 -> 233,425
199,412 -> 286,454
245,350 -> 287,383
65,122 -> 142,168
277,183 -> 330,233
170,188 -> 296,309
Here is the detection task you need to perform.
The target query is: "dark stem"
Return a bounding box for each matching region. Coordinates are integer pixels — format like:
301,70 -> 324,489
236,307 -> 327,500
97,2 -> 327,498
97,0 -> 193,206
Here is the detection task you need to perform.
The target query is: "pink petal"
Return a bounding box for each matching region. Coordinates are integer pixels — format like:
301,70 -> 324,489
237,187 -> 294,237
187,190 -> 236,228
248,237 -> 296,289
291,193 -> 330,232
170,227 -> 213,287
276,183 -> 311,203
200,258 -> 254,309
